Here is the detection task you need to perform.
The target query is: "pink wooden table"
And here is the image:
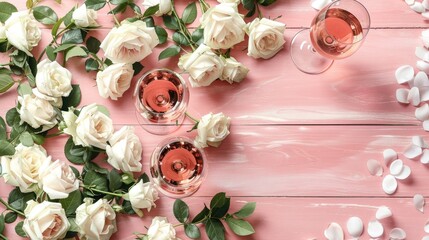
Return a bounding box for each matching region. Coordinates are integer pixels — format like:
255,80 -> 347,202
1,0 -> 429,239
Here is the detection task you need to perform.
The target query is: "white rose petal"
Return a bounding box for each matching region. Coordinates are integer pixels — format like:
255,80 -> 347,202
346,217 -> 363,238
220,57 -> 249,84
421,149 -> 429,164
395,65 -> 414,84
412,135 -> 428,148
390,228 -> 406,240
32,88 -> 63,108
367,220 -> 384,238
376,206 -> 392,220
367,159 -> 383,176
389,159 -> 404,176
413,71 -> 429,87
396,88 -> 410,104
246,18 -> 286,59
324,222 -> 344,240
106,126 -> 142,172
394,165 -> 411,180
194,112 -> 231,148
72,4 -> 99,28
36,59 -> 73,98
126,180 -> 159,217
383,149 -> 397,166
416,103 -> 429,121
147,217 -> 177,240
413,194 -> 425,213
96,63 -> 134,100
142,0 -> 172,16
382,175 -> 397,195
4,11 -> 41,56
18,93 -> 58,131
38,159 -> 79,199
417,60 -> 429,74
403,143 -> 423,159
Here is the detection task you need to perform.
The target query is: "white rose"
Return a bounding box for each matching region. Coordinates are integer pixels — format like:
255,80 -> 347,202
75,198 -> 117,240
147,217 -> 177,240
32,88 -> 63,108
200,3 -> 246,49
1,144 -> 49,192
217,0 -> 240,3
246,18 -> 286,59
220,57 -> 249,84
36,59 -> 73,98
194,112 -> 231,148
72,4 -> 99,28
4,11 -> 41,56
96,63 -> 134,100
106,126 -> 142,172
125,180 -> 159,217
178,44 -> 224,87
18,93 -> 58,131
38,159 -> 79,199
23,200 -> 70,240
63,104 -> 113,149
142,0 -> 172,16
100,20 -> 159,64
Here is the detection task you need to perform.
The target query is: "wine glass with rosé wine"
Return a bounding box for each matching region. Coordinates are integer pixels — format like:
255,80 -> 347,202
150,136 -> 207,198
290,0 -> 370,74
133,69 -> 189,135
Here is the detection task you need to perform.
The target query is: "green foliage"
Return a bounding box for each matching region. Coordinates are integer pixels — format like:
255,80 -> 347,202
15,221 -> 27,237
0,74 -> 14,94
132,62 -> 144,76
85,58 -> 99,72
162,15 -> 179,30
108,170 -> 122,192
173,32 -> 191,46
4,212 -> 18,223
0,116 -> 6,140
185,223 -> 201,239
46,45 -> 57,61
8,188 -> 36,212
158,45 -> 180,60
182,2 -> 197,25
205,218 -> 225,240
0,214 -> 4,234
0,140 -> 14,156
86,37 -> 101,54
143,5 -> 159,18
19,131 -> 34,147
33,6 -> 58,25
64,137 -> 98,164
60,190 -> 82,216
225,217 -> 255,236
83,170 -> 108,197
65,46 -> 88,61
62,84 -> 82,110
233,202 -> 256,219
85,0 -> 107,11
173,199 -> 189,223
155,26 -> 168,44
61,29 -> 84,44
0,2 -> 17,23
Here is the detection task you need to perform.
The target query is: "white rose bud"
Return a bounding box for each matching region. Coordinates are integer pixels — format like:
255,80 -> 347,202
96,63 -> 134,100
72,4 -> 99,28
4,11 -> 41,56
147,217 -> 178,240
220,57 -> 249,84
38,159 -> 79,199
75,198 -> 117,240
201,3 -> 246,49
106,126 -> 142,172
36,59 -> 73,98
125,180 -> 159,217
63,104 -> 114,149
178,44 -> 224,87
194,112 -> 231,148
246,18 -> 286,59
23,200 -> 70,240
1,144 -> 49,192
142,0 -> 173,16
18,93 -> 58,131
100,20 -> 159,64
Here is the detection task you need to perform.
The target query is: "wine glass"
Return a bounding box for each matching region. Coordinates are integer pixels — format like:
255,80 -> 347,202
290,0 -> 370,74
150,136 -> 207,198
133,68 -> 189,135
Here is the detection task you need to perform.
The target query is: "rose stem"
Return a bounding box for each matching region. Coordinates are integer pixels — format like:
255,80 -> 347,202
0,198 -> 25,217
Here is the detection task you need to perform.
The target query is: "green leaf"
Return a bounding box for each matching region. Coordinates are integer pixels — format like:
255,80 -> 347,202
258,0 -> 276,6
245,6 -> 256,18
211,197 -> 230,218
138,172 -> 150,183
225,217 -> 255,236
85,58 -> 99,72
19,131 -> 34,147
0,214 -> 4,234
122,200 -> 136,214
0,116 -> 6,140
142,17 -> 154,27
210,192 -> 227,209
185,223 -> 201,239
108,3 -> 127,14
60,190 -> 82,216
0,140 -> 14,156
108,170 -> 122,192
143,4 -> 159,17
15,221 -> 27,237
109,0 -> 127,4
61,29 -> 84,44
132,62 -> 144,76
31,134 -> 45,145
0,68 -> 12,75
70,166 -> 80,178
65,46 -> 88,61
158,45 -> 180,60
33,6 -> 58,25
26,0 -> 33,9
6,107 -> 19,127
129,3 -> 141,14
64,137 -> 85,164
4,212 -> 17,223
233,202 -> 256,219
182,2 -> 197,24
83,170 -> 108,196
205,218 -> 225,240
242,0 -> 255,10
173,32 -> 190,46
85,0 -> 107,10
191,28 -> 204,45
86,37 -> 101,54
97,105 -> 110,117
0,2 -> 17,23
192,205 -> 209,223
51,17 -> 65,37
62,84 -> 81,110
8,188 -> 35,212
155,26 -> 167,44
46,45 -> 57,61
173,199 -> 189,223
162,15 -> 179,30
63,8 -> 75,26
0,74 -> 14,94
53,43 -> 76,53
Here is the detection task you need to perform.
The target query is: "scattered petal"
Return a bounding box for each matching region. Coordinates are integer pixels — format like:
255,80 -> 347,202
423,36 -> 429,49
383,149 -> 398,166
395,165 -> 411,180
423,236 -> 429,240
367,220 -> 384,238
416,47 -> 429,62
389,159 -> 404,176
367,159 -> 383,176
423,0 -> 429,9
420,86 -> 429,101
396,88 -> 410,104
417,60 -> 429,74
403,144 -> 423,159
406,0 -> 415,6
416,104 -> 429,121
423,11 -> 429,19
423,29 -> 429,38
376,206 -> 393,220
414,71 -> 429,87
389,228 -> 406,240
414,194 -> 425,213
310,0 -> 332,10
382,175 -> 398,195
411,1 -> 425,13
425,220 -> 429,233
423,120 -> 429,131
324,222 -> 344,240
408,87 -> 421,106
412,136 -> 428,148
347,217 -> 363,238
421,149 -> 429,164
395,65 -> 415,84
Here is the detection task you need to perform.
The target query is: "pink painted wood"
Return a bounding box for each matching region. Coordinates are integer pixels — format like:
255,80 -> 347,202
1,0 -> 429,239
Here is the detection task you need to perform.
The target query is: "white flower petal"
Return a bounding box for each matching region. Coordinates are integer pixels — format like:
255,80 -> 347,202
396,88 -> 410,104
416,47 -> 429,62
383,149 -> 398,166
419,86 -> 429,101
416,104 -> 429,121
389,159 -> 404,176
423,0 -> 429,9
422,236 -> 429,240
367,159 -> 383,176
421,149 -> 429,164
382,175 -> 397,195
413,194 -> 425,213
403,144 -> 423,159
411,2 -> 425,12
408,87 -> 421,106
346,217 -> 363,238
412,136 -> 428,148
414,71 -> 429,87
394,165 -> 411,180
310,0 -> 332,10
425,220 -> 429,233
367,220 -> 384,238
376,206 -> 392,220
406,0 -> 415,5
324,222 -> 344,240
390,228 -> 406,240
423,11 -> 429,19
395,65 -> 415,84
418,60 -> 429,74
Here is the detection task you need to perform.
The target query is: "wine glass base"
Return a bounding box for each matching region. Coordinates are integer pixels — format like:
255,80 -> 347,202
290,29 -> 334,74
135,110 -> 184,135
